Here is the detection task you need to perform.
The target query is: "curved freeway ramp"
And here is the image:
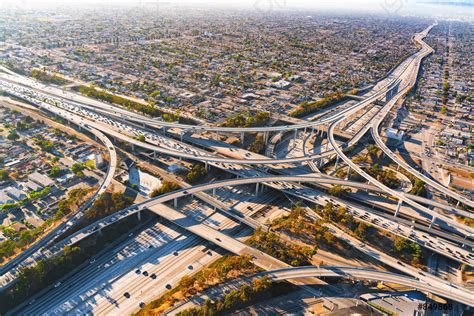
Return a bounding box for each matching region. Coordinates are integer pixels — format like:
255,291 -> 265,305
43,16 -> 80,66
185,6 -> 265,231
168,265 -> 474,314
0,115 -> 117,290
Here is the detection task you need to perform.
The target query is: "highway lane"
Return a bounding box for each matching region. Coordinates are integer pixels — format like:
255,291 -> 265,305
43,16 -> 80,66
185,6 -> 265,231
46,175 -> 473,267
169,264 -> 474,313
0,59 -> 409,166
7,79 -> 468,224
0,66 -> 404,134
370,70 -> 473,209
2,84 -> 470,282
14,189 -> 280,315
0,114 -> 117,289
326,24 -> 474,238
1,23 -> 471,314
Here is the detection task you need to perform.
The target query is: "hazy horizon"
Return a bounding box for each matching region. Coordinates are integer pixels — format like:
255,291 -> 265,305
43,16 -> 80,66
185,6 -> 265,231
1,0 -> 473,20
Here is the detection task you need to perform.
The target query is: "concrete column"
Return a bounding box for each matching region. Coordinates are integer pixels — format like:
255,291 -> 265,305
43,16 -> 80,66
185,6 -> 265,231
294,129 -> 298,141
346,165 -> 351,180
174,197 -> 178,208
212,187 -> 216,196
205,161 -> 209,171
180,132 -> 184,142
335,156 -> 339,169
153,151 -> 156,158
256,183 -> 260,195
264,132 -> 269,145
429,216 -> 436,229
137,210 -> 142,221
131,144 -> 135,151
456,201 -> 460,207
394,199 -> 402,217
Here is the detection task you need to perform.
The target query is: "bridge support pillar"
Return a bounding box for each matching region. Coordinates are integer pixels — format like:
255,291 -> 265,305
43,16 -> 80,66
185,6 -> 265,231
256,183 -> 260,195
394,199 -> 402,217
137,210 -> 142,221
456,201 -> 460,207
180,132 -> 184,142
345,166 -> 351,180
212,187 -> 216,196
429,217 -> 436,229
264,132 -> 269,145
294,129 -> 298,141
205,161 -> 209,171
153,151 -> 156,158
335,156 -> 339,169
174,197 -> 178,208
131,144 -> 135,152
241,132 -> 245,146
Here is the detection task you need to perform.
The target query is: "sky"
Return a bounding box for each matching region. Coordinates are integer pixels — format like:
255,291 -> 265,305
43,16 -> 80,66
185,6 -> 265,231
1,0 -> 472,18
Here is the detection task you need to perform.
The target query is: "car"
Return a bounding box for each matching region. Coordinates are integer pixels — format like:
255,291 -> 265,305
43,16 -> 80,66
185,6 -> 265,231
207,251 -> 213,256
124,292 -> 131,298
143,271 -> 149,276
89,258 -> 96,264
165,284 -> 172,290
29,299 -> 36,305
173,251 -> 179,256
139,302 -> 146,308
135,269 -> 141,274
188,265 -> 193,270
150,273 -> 157,279
216,238 -> 222,242
54,282 -> 62,288
129,232 -> 134,237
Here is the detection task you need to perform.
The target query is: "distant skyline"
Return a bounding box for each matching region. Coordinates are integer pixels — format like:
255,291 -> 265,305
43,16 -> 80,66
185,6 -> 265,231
1,0 -> 473,19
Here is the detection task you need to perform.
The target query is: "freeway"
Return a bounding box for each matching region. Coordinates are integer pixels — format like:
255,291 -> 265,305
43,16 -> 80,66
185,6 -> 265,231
0,77 -> 381,165
46,175 -> 473,267
1,22 -> 472,315
0,65 -> 402,134
170,265 -> 474,311
3,68 -> 470,293
0,117 -> 117,289
327,24 -> 474,238
369,41 -> 474,210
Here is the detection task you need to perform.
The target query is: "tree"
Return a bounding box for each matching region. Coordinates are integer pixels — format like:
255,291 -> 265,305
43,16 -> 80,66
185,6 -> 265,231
71,163 -> 86,174
248,134 -> 265,154
7,130 -> 19,141
49,167 -> 61,178
186,164 -> 207,183
0,170 -> 8,181
150,181 -> 180,197
327,185 -> 349,197
354,222 -> 368,240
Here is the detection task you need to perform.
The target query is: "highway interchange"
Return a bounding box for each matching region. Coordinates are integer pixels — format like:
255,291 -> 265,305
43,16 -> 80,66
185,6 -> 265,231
0,23 -> 473,314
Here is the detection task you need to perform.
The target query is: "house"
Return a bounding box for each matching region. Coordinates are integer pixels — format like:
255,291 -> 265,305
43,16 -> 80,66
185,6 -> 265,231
0,190 -> 15,205
28,172 -> 55,188
6,187 -> 27,201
